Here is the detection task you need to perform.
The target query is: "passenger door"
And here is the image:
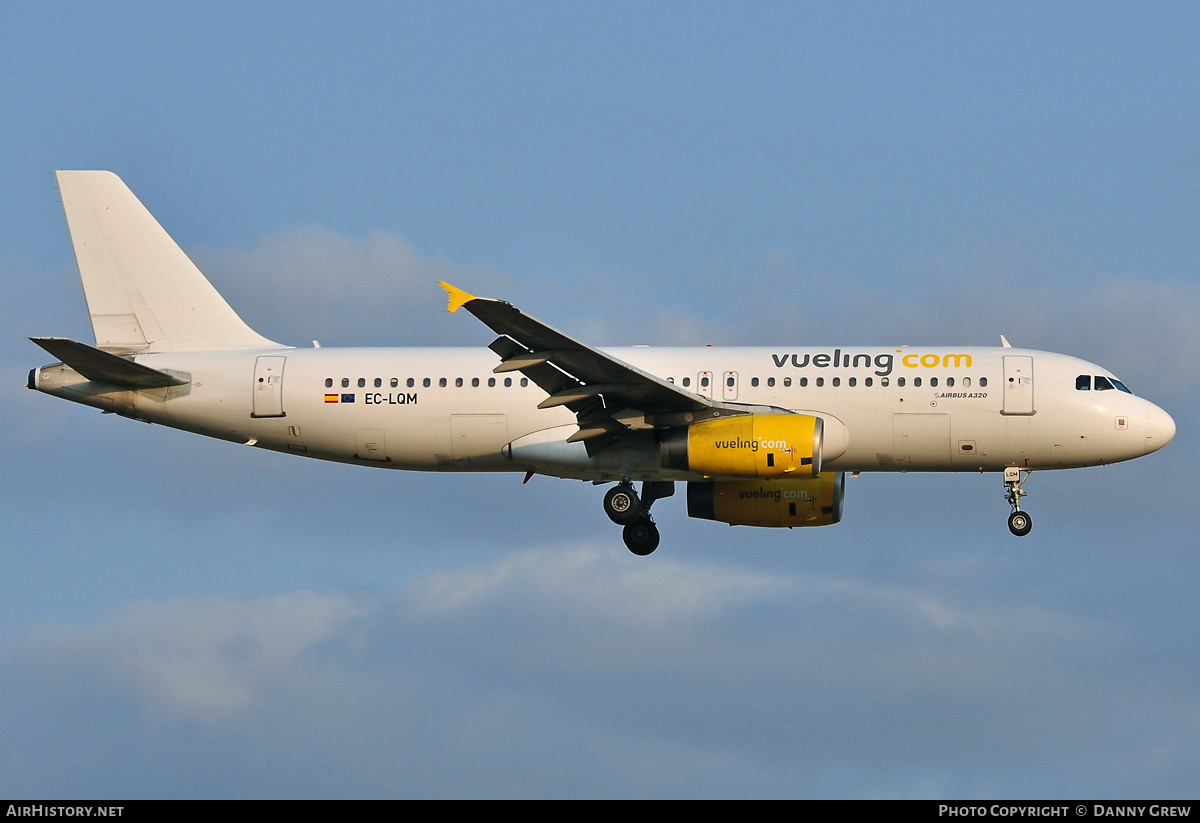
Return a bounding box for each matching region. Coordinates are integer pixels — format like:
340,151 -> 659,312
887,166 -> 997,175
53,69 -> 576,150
1002,356 -> 1035,415
251,356 -> 286,418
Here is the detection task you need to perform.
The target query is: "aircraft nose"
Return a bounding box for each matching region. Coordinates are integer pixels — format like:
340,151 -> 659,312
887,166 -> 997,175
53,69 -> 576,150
1145,403 -> 1176,455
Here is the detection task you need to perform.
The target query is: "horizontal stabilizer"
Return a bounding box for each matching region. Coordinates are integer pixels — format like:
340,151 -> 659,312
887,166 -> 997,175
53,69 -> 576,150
30,337 -> 189,388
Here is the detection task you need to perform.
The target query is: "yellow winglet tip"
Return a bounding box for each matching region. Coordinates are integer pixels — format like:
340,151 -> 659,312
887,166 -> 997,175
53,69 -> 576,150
438,281 -> 477,313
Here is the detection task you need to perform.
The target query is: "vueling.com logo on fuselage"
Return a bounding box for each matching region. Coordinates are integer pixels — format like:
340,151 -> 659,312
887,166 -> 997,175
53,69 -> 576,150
770,350 -> 972,377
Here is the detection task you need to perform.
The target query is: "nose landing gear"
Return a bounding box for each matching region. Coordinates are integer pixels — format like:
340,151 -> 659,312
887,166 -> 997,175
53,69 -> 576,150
603,480 -> 674,555
1004,467 -> 1033,536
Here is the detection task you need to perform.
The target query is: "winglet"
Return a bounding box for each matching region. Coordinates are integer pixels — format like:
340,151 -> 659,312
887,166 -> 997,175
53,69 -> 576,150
439,281 -> 477,313
1000,334 -> 1012,348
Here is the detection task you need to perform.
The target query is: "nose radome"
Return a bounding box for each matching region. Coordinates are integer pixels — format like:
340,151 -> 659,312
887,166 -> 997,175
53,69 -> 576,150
1145,404 -> 1176,455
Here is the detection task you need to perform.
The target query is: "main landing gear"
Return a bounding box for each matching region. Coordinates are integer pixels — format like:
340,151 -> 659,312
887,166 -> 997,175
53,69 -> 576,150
1004,467 -> 1033,537
603,480 -> 674,556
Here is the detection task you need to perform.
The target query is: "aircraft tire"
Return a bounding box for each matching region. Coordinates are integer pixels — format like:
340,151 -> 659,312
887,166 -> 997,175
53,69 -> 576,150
604,485 -> 642,525
1008,510 -> 1033,537
623,517 -> 660,556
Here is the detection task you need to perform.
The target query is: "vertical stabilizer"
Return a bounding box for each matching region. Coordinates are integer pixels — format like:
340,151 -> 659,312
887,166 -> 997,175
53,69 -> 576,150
55,170 -> 283,353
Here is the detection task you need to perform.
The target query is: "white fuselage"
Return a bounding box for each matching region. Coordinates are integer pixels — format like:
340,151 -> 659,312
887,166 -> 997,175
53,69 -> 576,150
31,344 -> 1176,481
34,171 -> 1178,548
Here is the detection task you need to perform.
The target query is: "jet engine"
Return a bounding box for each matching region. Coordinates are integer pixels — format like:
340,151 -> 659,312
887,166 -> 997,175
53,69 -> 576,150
661,413 -> 823,479
686,472 -> 846,527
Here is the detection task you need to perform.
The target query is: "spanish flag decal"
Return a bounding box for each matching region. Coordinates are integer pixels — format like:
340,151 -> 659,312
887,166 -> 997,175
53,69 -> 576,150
324,394 -> 339,403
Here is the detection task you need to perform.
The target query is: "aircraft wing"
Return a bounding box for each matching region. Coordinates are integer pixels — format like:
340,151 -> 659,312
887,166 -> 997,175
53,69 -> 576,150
439,282 -> 714,445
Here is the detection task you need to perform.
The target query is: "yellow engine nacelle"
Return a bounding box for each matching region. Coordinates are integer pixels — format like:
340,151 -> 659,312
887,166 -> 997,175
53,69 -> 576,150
662,414 -> 823,479
686,473 -> 845,528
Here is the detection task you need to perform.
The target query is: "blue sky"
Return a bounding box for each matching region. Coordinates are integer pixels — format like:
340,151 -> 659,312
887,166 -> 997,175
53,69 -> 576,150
2,1 -> 1198,798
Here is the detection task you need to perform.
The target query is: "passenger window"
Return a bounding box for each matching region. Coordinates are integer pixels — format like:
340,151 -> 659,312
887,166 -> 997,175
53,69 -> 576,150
832,377 -> 840,387
848,377 -> 856,387
324,378 -> 333,388
521,378 -> 528,387
800,377 -> 808,387
423,378 -> 431,387
897,377 -> 905,387
472,377 -> 480,387
750,377 -> 759,387
980,377 -> 988,387
455,378 -> 463,387
962,377 -> 971,388
816,377 -> 824,387
701,376 -> 710,388
439,378 -> 447,387
341,378 -> 350,388
726,376 -> 734,388
767,377 -> 775,387
504,378 -> 512,387
914,377 -> 921,387
880,377 -> 889,387
682,377 -> 691,387
488,378 -> 496,387
783,377 -> 791,387
390,378 -> 398,388
407,378 -> 415,388
930,377 -> 938,387
946,377 -> 954,387
374,378 -> 382,388
865,377 -> 873,387
667,377 -> 675,384
1076,375 -> 1091,391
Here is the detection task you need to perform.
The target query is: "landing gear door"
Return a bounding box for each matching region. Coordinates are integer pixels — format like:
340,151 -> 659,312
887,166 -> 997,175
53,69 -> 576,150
1002,355 -> 1034,415
252,356 -> 286,418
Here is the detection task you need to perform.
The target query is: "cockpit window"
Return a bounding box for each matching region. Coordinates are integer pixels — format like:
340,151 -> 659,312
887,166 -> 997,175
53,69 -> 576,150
1077,374 -> 1133,394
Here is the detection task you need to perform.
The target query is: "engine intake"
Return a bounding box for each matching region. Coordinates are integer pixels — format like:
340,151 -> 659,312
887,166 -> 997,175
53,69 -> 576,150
662,413 -> 823,479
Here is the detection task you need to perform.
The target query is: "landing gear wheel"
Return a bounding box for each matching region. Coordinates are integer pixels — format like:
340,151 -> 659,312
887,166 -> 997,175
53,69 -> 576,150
604,484 -> 642,525
1003,468 -> 1033,537
623,517 -> 660,556
1008,510 -> 1032,537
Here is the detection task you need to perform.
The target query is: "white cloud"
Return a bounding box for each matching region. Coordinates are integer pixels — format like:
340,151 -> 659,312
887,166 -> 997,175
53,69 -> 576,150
2,545 -> 1197,797
407,545 -> 785,629
20,592 -> 363,723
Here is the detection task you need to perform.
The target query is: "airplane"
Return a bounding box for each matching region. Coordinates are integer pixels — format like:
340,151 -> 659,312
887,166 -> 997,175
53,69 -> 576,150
28,171 -> 1176,555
